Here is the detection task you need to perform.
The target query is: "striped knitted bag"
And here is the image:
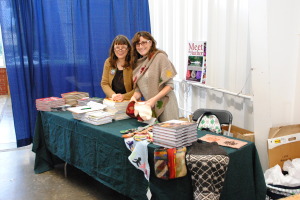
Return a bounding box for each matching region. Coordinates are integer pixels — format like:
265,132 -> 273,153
154,147 -> 187,180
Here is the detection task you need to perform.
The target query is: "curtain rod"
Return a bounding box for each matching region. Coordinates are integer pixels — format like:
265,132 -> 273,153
174,78 -> 253,101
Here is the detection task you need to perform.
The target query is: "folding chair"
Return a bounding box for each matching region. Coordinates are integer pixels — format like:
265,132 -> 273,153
192,108 -> 233,134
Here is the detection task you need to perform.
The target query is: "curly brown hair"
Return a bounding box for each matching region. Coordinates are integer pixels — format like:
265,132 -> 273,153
130,31 -> 158,69
109,35 -> 132,68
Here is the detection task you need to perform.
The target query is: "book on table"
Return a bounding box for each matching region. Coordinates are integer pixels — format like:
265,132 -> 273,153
67,106 -> 102,114
153,125 -> 197,135
152,120 -> 198,148
102,98 -> 130,109
153,136 -> 195,146
153,120 -> 197,132
102,98 -> 130,120
81,111 -> 113,125
36,97 -> 65,111
153,132 -> 197,142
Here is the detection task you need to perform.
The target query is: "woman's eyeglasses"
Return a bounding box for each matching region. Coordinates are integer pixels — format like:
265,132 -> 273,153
114,47 -> 128,51
136,40 -> 151,47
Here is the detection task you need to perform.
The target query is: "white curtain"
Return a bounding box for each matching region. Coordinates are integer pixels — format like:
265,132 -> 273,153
149,0 -> 253,130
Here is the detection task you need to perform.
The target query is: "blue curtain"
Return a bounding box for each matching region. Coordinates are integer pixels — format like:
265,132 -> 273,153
0,0 -> 151,147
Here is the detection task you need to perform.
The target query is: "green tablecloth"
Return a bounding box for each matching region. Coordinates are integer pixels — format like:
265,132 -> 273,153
32,111 -> 266,200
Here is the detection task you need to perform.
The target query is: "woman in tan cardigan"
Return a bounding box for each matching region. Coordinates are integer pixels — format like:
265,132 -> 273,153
101,35 -> 134,101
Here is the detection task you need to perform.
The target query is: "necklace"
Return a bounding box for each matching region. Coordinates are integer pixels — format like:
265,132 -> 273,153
117,63 -> 124,70
116,60 -> 125,70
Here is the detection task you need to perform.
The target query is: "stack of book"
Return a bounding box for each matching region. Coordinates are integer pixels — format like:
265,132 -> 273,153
103,98 -> 130,120
36,97 -> 65,111
61,91 -> 89,106
152,120 -> 198,148
50,104 -> 71,112
67,105 -> 106,120
77,97 -> 103,106
81,111 -> 114,125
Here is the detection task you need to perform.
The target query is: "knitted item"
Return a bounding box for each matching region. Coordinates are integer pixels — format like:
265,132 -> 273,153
188,141 -> 227,156
186,141 -> 229,200
197,114 -> 222,134
154,149 -> 168,179
154,147 -> 187,180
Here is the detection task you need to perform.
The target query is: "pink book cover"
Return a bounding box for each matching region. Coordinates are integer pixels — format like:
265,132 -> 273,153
36,97 -> 62,102
199,134 -> 248,149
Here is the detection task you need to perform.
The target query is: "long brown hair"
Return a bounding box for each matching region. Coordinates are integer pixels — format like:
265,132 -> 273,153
109,35 -> 132,68
130,31 -> 158,69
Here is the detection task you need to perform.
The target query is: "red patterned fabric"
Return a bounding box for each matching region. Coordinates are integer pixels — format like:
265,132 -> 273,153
167,148 -> 176,179
126,101 -> 143,121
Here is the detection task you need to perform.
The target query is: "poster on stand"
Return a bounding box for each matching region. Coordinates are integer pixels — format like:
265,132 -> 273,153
186,41 -> 206,84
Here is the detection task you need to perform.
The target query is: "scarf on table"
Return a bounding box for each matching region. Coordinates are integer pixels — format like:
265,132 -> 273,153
125,138 -> 152,199
132,50 -> 177,118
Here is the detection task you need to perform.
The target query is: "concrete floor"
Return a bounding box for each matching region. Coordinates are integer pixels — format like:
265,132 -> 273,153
0,95 -> 16,150
0,95 -> 132,200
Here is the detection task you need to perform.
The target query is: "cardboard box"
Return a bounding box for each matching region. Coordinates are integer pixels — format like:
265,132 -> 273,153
267,124 -> 300,168
222,125 -> 255,142
279,193 -> 300,200
179,115 -> 193,122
